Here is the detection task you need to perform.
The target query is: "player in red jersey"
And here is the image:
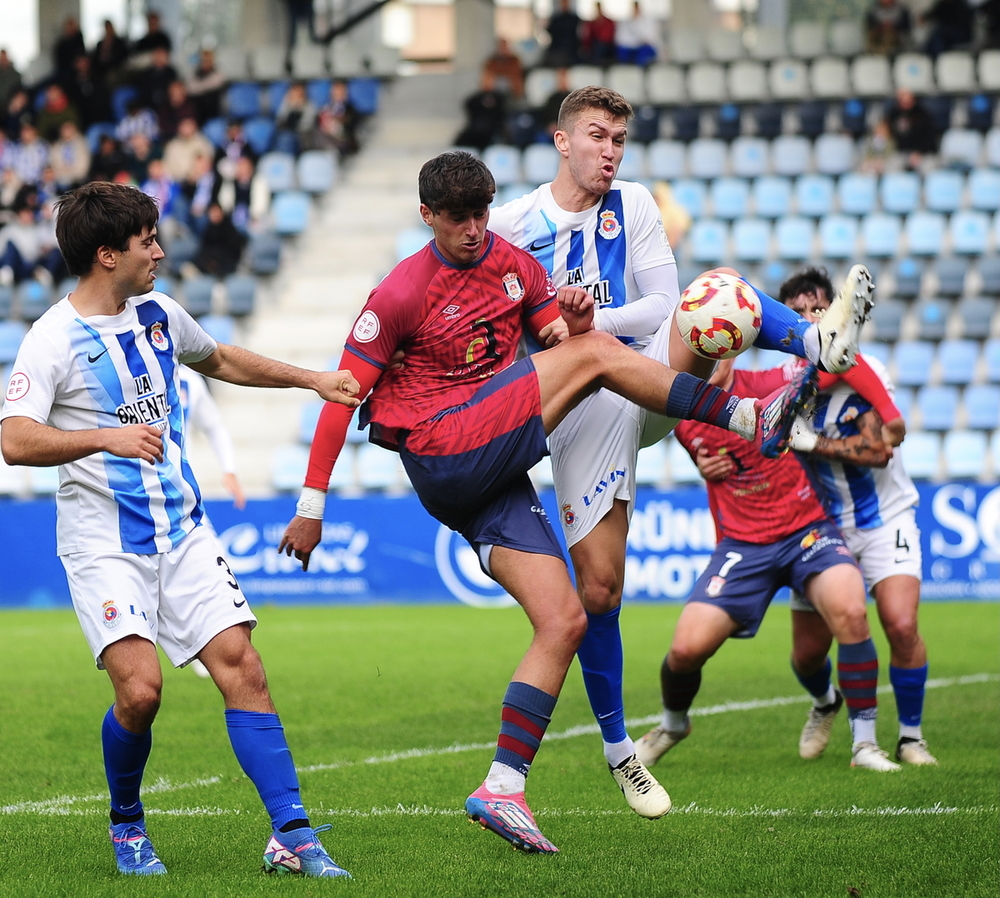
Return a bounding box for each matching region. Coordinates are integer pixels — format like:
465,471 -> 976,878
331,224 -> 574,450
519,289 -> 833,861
634,355 -> 901,773
279,152 -> 818,854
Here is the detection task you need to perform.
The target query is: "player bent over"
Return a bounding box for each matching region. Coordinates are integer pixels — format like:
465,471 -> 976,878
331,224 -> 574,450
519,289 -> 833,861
635,357 -> 900,773
0,183 -> 360,877
280,151 -> 818,853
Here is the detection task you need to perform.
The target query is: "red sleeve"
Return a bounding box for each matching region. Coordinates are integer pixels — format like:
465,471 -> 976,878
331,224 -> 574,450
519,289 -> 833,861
818,356 -> 901,423
303,350 -> 382,490
732,366 -> 787,399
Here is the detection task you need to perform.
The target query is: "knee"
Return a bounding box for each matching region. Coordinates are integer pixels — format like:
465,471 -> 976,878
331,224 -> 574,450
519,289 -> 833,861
577,570 -> 621,616
883,614 -> 919,653
666,643 -> 705,673
118,682 -> 162,725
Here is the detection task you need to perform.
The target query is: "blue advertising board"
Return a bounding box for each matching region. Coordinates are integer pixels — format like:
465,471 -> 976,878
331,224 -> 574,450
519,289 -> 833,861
0,483 -> 997,609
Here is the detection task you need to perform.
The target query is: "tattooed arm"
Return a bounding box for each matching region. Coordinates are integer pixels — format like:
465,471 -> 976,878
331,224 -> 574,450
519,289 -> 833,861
806,408 -> 893,468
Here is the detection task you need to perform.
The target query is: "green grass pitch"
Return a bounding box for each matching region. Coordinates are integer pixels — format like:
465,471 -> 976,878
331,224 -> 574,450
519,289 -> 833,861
1,601 -> 997,898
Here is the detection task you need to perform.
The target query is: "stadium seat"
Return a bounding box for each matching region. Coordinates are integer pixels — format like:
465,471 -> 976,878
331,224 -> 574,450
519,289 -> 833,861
710,178 -> 750,220
669,27 -> 708,65
795,174 -> 835,217
347,78 -> 380,116
984,338 -> 1000,382
892,53 -> 934,93
979,255 -> 1000,295
760,260 -> 789,298
937,339 -> 979,385
829,19 -> 864,56
840,97 -> 868,138
967,93 -> 995,132
794,100 -> 828,140
635,442 -> 667,486
258,151 -> 297,193
775,216 -> 814,260
667,436 -> 702,483
296,150 -> 338,194
326,445 -> 357,491
954,296 -> 995,339
567,65 -> 605,92
0,284 -> 12,320
932,256 -> 968,298
964,384 -> 1000,430
768,59 -> 809,100
356,442 -> 402,490
935,51 -> 975,93
617,144 -> 646,180
645,64 -> 685,105
924,169 -> 964,214
181,276 -> 215,317
202,117 -> 229,149
607,65 -> 646,104
789,22 -> 826,58
858,341 -> 891,367
752,176 -> 792,218
225,82 -> 262,120
732,218 -> 772,263
916,385 -> 959,430
819,214 -> 859,259
939,129 -> 983,170
482,145 -> 522,187
673,179 -> 707,218
861,213 -> 903,258
849,55 -> 892,97
891,256 -> 922,299
893,341 -> 936,387
730,137 -> 770,178
912,298 -> 950,341
223,275 -> 257,317
298,400 -> 323,444
749,26 -> 787,60
243,116 -> 276,157
646,140 -> 686,180
271,444 -> 309,491
968,168 -> 1000,212
868,301 -> 906,346
15,281 -> 52,323
266,80 -> 291,115
949,211 -> 990,256
687,219 -> 729,264
86,122 -> 116,154
893,386 -> 914,424
632,104 -> 659,144
727,61 -> 768,103
837,172 -> 877,215
272,190 -> 311,235
670,106 -> 701,143
879,171 -> 921,215
215,46 -> 249,80
979,49 -> 1000,89
706,29 -> 744,62
522,144 -> 560,184
899,431 -> 941,479
771,136 -> 811,176
905,212 -> 946,256
986,128 -> 1000,168
251,46 -> 286,80
809,58 -> 849,99
248,231 -> 282,275
199,314 -> 236,345
715,103 -> 743,143
0,320 -> 27,364
746,102 -> 784,140
942,430 -> 988,479
111,84 -> 139,122
687,139 -> 727,180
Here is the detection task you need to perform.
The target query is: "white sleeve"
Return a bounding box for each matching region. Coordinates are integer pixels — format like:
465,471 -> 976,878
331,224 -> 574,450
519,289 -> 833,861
160,293 -> 218,363
183,370 -> 238,473
594,260 -> 680,338
1,327 -> 60,425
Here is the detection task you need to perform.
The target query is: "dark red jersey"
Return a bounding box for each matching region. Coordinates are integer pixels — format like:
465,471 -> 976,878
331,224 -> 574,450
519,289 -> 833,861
345,232 -> 557,451
674,370 -> 828,544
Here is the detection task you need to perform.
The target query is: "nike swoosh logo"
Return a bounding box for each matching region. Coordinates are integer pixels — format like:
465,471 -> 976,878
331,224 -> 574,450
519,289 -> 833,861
88,348 -> 109,363
233,598 -> 246,607
528,239 -> 554,252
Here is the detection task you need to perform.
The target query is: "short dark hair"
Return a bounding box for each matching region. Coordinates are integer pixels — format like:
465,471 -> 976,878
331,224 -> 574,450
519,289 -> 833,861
418,151 -> 495,213
54,181 -> 159,276
557,86 -> 634,132
779,266 -> 834,307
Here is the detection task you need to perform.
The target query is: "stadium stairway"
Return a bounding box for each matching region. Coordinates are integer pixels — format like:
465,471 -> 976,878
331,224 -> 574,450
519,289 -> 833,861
186,72 -> 474,497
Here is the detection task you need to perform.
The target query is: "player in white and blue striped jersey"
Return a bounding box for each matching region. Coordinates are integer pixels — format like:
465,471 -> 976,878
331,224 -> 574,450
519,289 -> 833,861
0,182 -> 360,877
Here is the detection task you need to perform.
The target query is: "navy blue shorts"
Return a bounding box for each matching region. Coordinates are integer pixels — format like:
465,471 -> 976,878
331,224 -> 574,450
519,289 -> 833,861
688,519 -> 859,638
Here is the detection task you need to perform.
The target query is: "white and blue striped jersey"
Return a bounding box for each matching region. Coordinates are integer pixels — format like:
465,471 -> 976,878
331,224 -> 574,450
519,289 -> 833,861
489,180 -> 675,342
807,355 -> 918,532
1,292 -> 217,555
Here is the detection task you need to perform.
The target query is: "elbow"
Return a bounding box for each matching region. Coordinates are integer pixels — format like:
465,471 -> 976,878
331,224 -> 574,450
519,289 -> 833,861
1,434 -> 27,467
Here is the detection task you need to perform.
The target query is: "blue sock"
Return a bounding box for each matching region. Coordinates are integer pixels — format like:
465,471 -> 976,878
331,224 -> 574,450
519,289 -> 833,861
889,664 -> 928,728
750,285 -> 811,358
793,656 -> 833,702
225,710 -> 306,831
102,705 -> 151,818
576,606 -> 627,745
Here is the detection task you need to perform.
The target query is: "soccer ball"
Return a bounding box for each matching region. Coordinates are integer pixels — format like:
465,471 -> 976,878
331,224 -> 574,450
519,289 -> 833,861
676,273 -> 763,360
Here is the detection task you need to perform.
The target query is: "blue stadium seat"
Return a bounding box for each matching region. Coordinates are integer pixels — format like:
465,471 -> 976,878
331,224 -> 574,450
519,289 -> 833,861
893,340 -> 936,387
258,151 -> 297,192
223,275 -> 257,317
979,255 -> 1000,295
968,168 -> 1000,212
932,256 -> 968,297
913,297 -> 950,341
687,139 -> 727,179
347,78 -> 380,116
646,140 -> 686,180
924,169 -> 965,213
732,218 -> 772,263
916,385 -> 959,430
879,172 -> 921,215
893,386 -> 914,423
760,260 -> 789,298
15,281 -> 53,322
632,105 -> 660,143
248,231 -> 282,275
522,143 -> 560,184
617,144 -> 646,180
939,128 -> 983,170
937,339 -> 979,385
181,276 -> 215,317
861,213 -> 902,258
202,117 -> 228,149
687,219 -> 730,264
942,430 -> 988,478
326,445 -> 357,491
272,190 -> 311,235
899,431 -> 941,479
225,82 -> 262,120
266,80 -> 291,115
670,106 -> 701,143
840,98 -> 868,138
243,116 -> 276,156
891,256 -> 922,298
869,297 -> 906,341
775,216 -> 814,260
111,85 -> 139,121
667,437 -> 701,483
813,133 -> 854,175
964,384 -> 1000,430
396,226 -> 429,262
357,442 -> 402,490
0,284 -> 12,319
482,145 -> 522,187
0,320 -> 27,364
635,442 -> 667,485
714,103 -> 742,142
746,103 -> 783,140
672,179 -> 708,218
967,93 -> 995,132
984,338 -> 1000,382
795,100 -> 828,139
859,341 -> 892,367
730,137 -> 770,178
306,78 -> 332,108
299,400 -> 323,444
710,178 -> 750,220
955,296 -> 995,339
296,150 -> 338,194
199,314 -> 236,345
795,174 -> 835,217
819,214 -> 859,259
905,212 -> 946,256
922,94 -> 954,133
771,135 -> 811,176
949,211 -> 990,256
85,122 -> 117,154
752,176 -> 792,218
164,233 -> 199,276
837,172 -> 877,215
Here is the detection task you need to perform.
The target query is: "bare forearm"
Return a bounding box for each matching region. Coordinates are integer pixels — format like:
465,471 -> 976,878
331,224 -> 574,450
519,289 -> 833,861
3,417 -> 117,467
190,344 -> 321,391
811,432 -> 891,467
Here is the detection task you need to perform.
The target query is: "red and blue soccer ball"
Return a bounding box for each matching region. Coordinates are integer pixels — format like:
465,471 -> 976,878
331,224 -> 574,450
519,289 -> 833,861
676,272 -> 763,360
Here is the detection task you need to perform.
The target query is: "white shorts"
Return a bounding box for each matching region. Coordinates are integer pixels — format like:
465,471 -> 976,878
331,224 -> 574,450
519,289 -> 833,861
549,313 -> 680,548
61,524 -> 257,669
788,508 -> 921,611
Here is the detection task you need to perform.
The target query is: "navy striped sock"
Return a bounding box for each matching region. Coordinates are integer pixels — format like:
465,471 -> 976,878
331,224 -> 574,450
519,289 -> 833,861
493,681 -> 557,777
838,639 -> 879,722
665,372 -> 742,430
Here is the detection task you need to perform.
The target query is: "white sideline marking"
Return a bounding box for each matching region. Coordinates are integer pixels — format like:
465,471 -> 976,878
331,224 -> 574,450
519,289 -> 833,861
3,673 -> 996,817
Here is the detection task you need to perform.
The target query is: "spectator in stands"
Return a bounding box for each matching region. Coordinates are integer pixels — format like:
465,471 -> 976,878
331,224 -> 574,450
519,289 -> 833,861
140,156 -> 180,221
0,168 -> 22,220
87,133 -> 130,182
91,19 -> 130,89
921,0 -> 974,57
132,10 -> 173,59
860,118 -> 897,176
36,165 -> 62,209
615,2 -> 660,66
163,116 -> 214,183
193,202 -> 246,276
542,0 -> 582,68
0,50 -> 22,114
138,46 -> 179,114
217,154 -> 270,234
116,100 -> 160,145
179,152 -> 220,235
536,67 -> 571,138
159,80 -> 198,141
9,122 -> 50,187
186,48 -> 226,124
276,82 -> 318,135
0,202 -> 63,287
482,38 -> 525,100
62,53 -> 113,130
216,120 -> 255,175
454,71 -> 508,153
4,89 -> 34,137
284,0 -> 320,49
53,17 -> 87,82
582,3 -> 617,65
311,79 -> 361,158
35,84 -> 80,144
886,89 -> 940,171
50,120 -> 91,188
124,133 -> 158,184
864,0 -> 912,55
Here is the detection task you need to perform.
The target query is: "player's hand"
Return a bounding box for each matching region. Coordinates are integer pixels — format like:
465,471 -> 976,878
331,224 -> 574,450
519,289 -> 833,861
315,369 -> 361,407
279,515 -> 323,571
787,415 -> 819,453
695,446 -> 734,481
537,316 -> 569,347
103,424 -> 165,463
557,286 -> 594,336
387,348 -> 406,370
222,472 -> 247,510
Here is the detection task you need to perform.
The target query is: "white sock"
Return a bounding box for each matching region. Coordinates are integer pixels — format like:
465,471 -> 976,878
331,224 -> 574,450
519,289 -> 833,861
850,715 -> 878,748
484,761 -> 525,795
814,685 -> 836,708
729,397 -> 758,441
898,724 -> 923,741
662,709 -> 689,734
803,323 -> 821,364
604,737 -> 635,768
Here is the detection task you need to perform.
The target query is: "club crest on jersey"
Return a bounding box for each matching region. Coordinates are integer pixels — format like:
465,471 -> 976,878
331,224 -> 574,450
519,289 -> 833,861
562,503 -> 579,531
5,372 -> 29,401
102,600 -> 121,628
502,272 -> 524,302
148,322 -> 168,351
706,576 -> 725,597
598,210 -> 621,240
353,310 -> 380,343
800,529 -> 821,549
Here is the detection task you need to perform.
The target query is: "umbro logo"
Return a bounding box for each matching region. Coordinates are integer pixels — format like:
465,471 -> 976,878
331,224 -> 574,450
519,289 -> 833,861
88,348 -> 109,363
